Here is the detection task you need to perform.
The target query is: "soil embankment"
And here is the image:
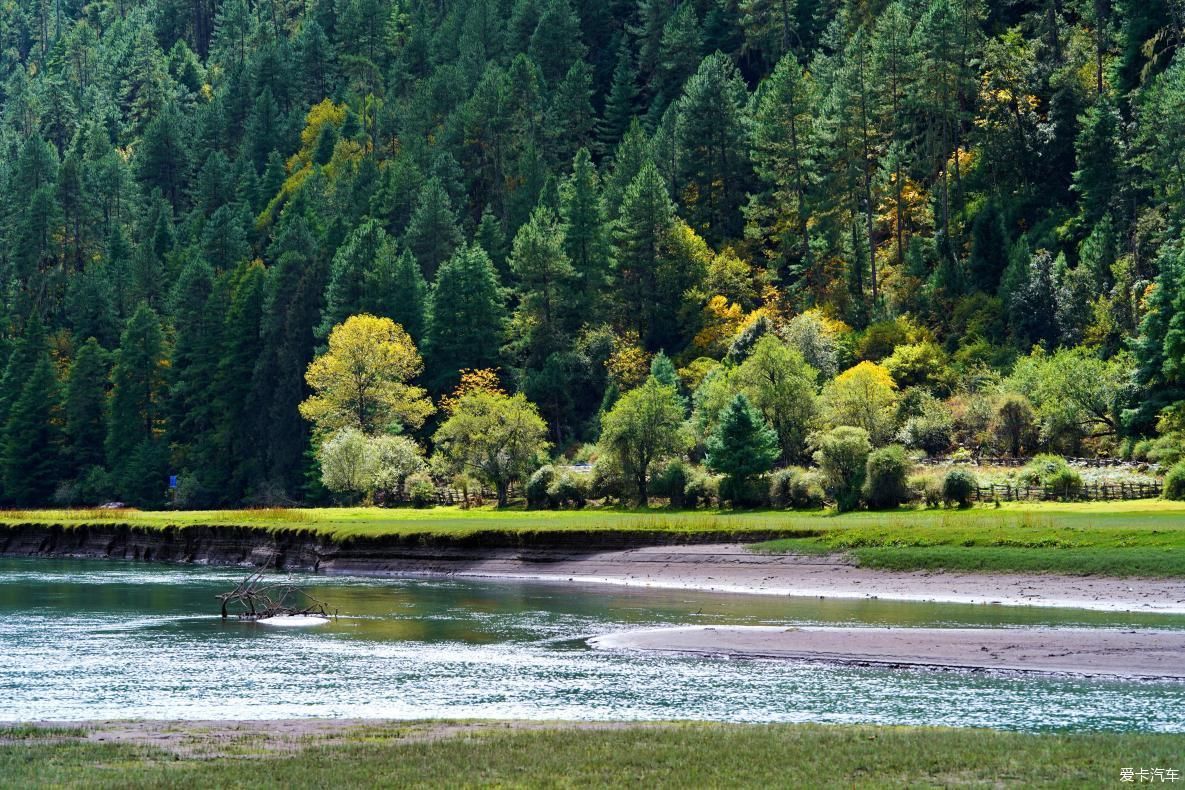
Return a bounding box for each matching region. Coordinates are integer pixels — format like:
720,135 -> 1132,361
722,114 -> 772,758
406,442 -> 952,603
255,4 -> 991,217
2,523 -> 1184,613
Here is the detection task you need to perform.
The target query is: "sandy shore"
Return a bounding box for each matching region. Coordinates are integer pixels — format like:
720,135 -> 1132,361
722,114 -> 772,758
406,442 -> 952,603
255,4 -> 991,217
372,544 -> 1185,614
589,625 -> 1185,679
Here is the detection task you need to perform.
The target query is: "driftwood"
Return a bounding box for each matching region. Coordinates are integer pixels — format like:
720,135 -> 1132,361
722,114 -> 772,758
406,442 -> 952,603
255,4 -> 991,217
217,568 -> 337,621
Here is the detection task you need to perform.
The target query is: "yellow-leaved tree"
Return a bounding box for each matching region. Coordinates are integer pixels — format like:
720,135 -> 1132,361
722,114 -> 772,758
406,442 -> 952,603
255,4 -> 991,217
299,314 -> 434,436
818,361 -> 900,446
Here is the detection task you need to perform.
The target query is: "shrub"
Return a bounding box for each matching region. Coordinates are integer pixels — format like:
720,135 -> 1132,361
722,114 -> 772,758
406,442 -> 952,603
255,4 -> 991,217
718,476 -> 766,508
548,471 -> 590,508
590,457 -> 626,502
405,472 -> 436,508
683,469 -> 719,509
1164,462 -> 1185,501
1046,466 -> 1083,500
914,477 -> 943,508
942,469 -> 977,508
812,426 -> 872,512
768,467 -> 825,510
651,460 -> 692,508
525,465 -> 556,509
862,445 -> 912,509
1019,454 -> 1070,486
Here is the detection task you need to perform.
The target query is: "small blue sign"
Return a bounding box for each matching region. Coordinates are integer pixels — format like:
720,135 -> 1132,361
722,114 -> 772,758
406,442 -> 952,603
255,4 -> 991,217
168,475 -> 179,489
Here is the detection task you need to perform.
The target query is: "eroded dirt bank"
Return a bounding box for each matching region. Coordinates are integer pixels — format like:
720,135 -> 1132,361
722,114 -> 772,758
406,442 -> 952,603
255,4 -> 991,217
3,524 -> 1184,614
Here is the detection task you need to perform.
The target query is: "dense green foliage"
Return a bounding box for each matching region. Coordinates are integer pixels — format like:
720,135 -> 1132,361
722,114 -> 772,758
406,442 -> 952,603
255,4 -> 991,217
2,0 -> 1184,506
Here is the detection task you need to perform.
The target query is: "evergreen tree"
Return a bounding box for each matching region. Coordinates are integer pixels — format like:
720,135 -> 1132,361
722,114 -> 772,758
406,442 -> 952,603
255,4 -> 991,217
1,350 -> 62,505
63,338 -> 110,475
318,219 -> 396,337
600,39 -> 638,150
107,304 -> 168,505
404,177 -> 462,278
475,207 -> 509,278
559,148 -> 612,320
672,53 -> 752,244
705,392 -> 780,504
510,206 -> 575,366
613,160 -> 676,348
427,244 -> 507,390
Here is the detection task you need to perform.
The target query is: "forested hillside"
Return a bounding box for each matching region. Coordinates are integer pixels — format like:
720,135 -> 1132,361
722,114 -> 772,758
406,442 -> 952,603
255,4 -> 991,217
1,0 -> 1183,507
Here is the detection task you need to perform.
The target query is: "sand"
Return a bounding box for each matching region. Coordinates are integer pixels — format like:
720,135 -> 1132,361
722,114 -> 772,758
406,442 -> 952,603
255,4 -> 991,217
366,543 -> 1185,614
589,625 -> 1185,679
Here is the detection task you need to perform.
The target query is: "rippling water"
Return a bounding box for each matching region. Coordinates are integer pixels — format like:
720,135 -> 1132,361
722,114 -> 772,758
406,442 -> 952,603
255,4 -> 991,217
1,557 -> 1183,731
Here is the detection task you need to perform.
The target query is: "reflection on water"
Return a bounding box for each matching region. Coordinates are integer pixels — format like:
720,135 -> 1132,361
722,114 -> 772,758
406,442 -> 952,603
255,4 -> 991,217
0,558 -> 1183,731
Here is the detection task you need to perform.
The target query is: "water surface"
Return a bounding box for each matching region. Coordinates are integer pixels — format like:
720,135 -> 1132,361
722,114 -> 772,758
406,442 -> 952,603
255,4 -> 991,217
1,558 -> 1183,732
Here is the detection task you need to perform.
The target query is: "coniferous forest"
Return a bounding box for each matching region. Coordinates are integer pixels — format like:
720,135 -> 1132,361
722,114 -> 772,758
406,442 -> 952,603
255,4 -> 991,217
1,0 -> 1184,508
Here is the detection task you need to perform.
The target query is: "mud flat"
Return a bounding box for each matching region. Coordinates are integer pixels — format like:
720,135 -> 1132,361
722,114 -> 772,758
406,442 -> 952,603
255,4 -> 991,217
589,624 -> 1185,679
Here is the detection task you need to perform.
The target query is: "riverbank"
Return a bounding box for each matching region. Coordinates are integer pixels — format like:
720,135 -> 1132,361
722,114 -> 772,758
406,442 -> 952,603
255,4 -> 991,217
3,519 -> 1185,612
3,500 -> 1185,577
3,720 -> 1182,787
590,625 -> 1185,679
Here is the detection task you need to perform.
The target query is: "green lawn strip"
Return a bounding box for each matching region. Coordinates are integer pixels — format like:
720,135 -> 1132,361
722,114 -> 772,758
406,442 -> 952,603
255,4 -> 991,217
0,722 -> 1178,788
5,502 -> 1185,575
749,503 -> 1185,577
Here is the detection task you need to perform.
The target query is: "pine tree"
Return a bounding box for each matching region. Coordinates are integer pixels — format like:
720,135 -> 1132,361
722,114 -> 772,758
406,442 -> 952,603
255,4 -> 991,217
318,219 -> 395,337
546,60 -> 596,166
600,39 -> 638,150
705,392 -> 780,504
167,258 -> 224,482
106,304 -> 168,505
656,3 -> 702,109
213,262 -> 267,499
0,318 -> 47,432
1,352 -> 62,505
613,160 -> 676,347
528,0 -> 588,86
404,177 -> 462,279
135,103 -> 188,209
1073,93 -> 1121,226
369,247 -> 428,343
475,206 -> 509,278
427,244 -> 507,391
559,148 -> 612,320
747,51 -> 819,286
510,206 -> 575,366
63,338 -> 110,475
673,52 -> 752,244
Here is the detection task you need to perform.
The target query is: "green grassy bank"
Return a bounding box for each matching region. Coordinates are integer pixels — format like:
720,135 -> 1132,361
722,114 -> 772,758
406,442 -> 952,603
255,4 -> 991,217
2,721 -> 1180,788
3,500 -> 1185,576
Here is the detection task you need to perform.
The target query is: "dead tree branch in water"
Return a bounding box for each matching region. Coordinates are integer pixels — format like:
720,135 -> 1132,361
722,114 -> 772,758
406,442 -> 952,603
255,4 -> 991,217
217,568 -> 337,621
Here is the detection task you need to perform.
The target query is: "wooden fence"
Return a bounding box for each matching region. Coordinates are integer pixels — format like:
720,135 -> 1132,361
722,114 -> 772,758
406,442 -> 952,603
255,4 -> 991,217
919,455 -> 1153,469
969,481 -> 1163,502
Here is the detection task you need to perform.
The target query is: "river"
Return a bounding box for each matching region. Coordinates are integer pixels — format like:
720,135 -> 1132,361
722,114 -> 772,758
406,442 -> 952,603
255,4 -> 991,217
1,558 -> 1183,731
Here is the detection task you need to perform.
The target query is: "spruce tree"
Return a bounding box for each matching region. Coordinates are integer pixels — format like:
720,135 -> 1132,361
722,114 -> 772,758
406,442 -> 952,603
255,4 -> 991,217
427,244 -> 507,391
559,148 -> 612,321
510,206 -> 575,365
613,160 -> 676,347
599,39 -> 638,150
673,52 -> 752,244
318,219 -> 395,337
1,351 -> 62,505
705,393 -> 780,504
107,304 -> 168,504
404,177 -> 462,279
63,338 -> 110,475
